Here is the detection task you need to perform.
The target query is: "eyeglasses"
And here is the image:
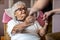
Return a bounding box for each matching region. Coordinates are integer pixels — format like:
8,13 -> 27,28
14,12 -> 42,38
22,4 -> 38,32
15,7 -> 27,12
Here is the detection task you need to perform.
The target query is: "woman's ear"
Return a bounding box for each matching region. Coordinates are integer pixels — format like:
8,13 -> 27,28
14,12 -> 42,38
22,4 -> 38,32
14,12 -> 17,16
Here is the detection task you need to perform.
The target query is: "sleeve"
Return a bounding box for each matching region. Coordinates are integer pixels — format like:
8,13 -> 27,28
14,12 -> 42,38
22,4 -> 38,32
7,20 -> 17,37
35,21 -> 43,30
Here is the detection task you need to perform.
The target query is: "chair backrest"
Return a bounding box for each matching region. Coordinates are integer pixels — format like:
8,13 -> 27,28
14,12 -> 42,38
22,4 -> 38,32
2,11 -> 11,40
4,24 -> 11,40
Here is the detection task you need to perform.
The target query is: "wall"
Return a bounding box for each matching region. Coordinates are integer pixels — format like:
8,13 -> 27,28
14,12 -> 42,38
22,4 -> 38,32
0,0 -> 9,36
52,15 -> 60,32
14,0 -> 31,8
52,0 -> 60,33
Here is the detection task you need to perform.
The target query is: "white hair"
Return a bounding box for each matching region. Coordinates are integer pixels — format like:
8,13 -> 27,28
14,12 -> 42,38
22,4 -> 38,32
12,1 -> 26,16
5,1 -> 26,19
12,1 -> 26,10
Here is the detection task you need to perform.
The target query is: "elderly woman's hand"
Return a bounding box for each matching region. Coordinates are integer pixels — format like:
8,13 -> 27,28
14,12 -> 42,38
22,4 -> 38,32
39,20 -> 48,36
24,16 -> 36,26
39,28 -> 46,36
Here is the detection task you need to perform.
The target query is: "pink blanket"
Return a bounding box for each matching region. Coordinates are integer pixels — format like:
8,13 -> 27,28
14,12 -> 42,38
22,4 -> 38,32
2,11 -> 12,23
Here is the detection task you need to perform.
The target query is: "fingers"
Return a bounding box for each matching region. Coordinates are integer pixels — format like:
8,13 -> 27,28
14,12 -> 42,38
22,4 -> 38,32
24,16 -> 35,26
44,20 -> 48,26
43,11 -> 52,20
40,32 -> 45,36
43,15 -> 48,21
40,31 -> 45,36
43,14 -> 46,20
29,12 -> 37,16
27,23 -> 33,26
43,13 -> 49,21
29,13 -> 32,16
29,10 -> 34,16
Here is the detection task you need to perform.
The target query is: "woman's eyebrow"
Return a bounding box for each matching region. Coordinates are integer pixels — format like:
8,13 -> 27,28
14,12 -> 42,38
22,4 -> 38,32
15,7 -> 27,11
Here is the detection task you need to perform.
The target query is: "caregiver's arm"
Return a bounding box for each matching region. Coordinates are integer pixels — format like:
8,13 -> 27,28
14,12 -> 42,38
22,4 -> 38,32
30,0 -> 48,15
43,8 -> 60,20
50,8 -> 60,12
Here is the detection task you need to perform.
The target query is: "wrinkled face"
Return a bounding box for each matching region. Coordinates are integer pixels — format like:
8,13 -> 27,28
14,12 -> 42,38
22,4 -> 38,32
14,5 -> 28,21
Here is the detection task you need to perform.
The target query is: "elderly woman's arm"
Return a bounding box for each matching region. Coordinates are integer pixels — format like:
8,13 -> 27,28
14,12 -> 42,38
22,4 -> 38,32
12,16 -> 35,34
7,20 -> 32,36
11,22 -> 29,34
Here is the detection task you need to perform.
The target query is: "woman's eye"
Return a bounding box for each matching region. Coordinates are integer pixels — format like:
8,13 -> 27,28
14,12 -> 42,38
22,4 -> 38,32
19,9 -> 22,11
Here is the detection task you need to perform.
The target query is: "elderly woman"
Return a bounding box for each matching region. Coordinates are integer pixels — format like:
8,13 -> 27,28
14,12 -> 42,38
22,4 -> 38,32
2,0 -> 48,26
7,1 -> 48,40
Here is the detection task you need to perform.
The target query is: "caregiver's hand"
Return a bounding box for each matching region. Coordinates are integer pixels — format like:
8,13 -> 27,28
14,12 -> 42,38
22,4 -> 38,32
43,11 -> 52,20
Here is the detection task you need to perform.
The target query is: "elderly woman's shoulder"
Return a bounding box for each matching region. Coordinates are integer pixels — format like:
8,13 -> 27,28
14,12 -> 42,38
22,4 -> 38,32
8,19 -> 15,24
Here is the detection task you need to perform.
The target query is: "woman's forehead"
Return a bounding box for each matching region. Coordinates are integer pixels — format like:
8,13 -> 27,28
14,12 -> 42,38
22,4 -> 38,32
17,5 -> 25,8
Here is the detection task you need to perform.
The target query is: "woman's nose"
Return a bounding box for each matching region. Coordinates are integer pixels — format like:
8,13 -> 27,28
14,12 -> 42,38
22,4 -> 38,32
22,10 -> 25,13
19,11 -> 22,15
